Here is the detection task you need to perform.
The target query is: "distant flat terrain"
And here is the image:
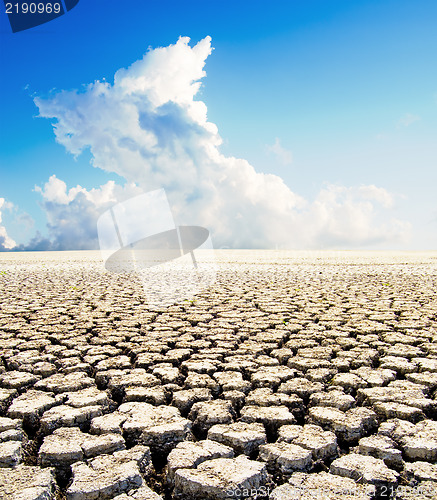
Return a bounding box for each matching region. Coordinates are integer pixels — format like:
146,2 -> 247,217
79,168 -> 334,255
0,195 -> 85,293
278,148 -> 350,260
0,251 -> 436,499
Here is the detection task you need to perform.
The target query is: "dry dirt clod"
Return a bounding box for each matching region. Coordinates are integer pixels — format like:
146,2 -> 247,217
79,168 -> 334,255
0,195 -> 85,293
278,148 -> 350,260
1,251 -> 437,500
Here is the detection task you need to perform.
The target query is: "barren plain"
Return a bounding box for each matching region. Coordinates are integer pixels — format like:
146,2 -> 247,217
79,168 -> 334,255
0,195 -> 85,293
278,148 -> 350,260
0,250 -> 436,499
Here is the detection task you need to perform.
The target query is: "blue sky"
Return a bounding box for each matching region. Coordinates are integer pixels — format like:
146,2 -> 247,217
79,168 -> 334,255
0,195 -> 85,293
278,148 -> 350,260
0,0 -> 436,249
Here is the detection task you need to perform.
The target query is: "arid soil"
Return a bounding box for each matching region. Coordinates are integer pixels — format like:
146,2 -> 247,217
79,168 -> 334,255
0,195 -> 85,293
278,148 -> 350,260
0,250 -> 436,499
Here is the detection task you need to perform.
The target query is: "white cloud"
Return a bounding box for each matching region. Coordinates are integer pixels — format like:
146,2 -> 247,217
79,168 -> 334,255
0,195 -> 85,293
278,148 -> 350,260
302,185 -> 410,248
23,177 -> 143,251
396,113 -> 420,128
355,185 -> 394,209
0,198 -> 16,250
34,175 -> 133,206
33,36 -> 410,249
266,138 -> 293,166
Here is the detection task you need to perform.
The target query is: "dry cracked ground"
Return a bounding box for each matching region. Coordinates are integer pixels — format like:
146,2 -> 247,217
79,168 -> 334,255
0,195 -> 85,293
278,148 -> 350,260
0,250 -> 436,500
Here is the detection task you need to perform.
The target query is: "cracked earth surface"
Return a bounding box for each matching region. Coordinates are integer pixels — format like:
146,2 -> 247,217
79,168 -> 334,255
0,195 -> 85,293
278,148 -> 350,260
0,250 -> 436,499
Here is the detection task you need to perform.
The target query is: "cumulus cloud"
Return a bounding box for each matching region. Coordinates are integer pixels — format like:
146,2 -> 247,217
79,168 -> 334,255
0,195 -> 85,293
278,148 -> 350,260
32,36 -> 410,249
266,138 -> 293,166
302,185 -> 410,248
0,198 -> 16,251
19,176 -> 143,251
396,113 -> 420,128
